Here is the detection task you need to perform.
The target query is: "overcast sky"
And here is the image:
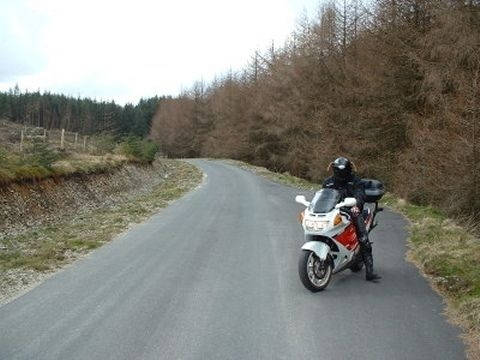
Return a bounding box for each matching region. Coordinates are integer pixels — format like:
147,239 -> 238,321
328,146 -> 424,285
0,0 -> 319,105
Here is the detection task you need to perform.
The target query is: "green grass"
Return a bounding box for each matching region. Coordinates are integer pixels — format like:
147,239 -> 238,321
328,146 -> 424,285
0,160 -> 202,275
0,147 -> 124,184
0,135 -> 159,184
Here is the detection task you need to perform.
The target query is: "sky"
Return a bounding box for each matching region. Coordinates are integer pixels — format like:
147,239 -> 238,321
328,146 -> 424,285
0,0 -> 320,105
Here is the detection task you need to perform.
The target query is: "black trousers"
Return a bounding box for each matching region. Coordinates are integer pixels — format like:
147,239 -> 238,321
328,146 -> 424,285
351,211 -> 374,270
352,211 -> 368,243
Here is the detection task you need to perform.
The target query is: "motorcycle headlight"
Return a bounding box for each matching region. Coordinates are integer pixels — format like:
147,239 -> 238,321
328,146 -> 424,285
305,219 -> 327,231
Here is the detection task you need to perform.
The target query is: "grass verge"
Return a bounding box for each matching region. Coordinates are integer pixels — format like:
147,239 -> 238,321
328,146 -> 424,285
0,159 -> 202,302
227,158 -> 479,359
382,194 -> 480,359
223,159 -> 318,190
0,125 -> 159,185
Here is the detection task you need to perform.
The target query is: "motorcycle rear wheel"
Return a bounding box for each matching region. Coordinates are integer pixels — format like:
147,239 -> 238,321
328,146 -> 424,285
298,250 -> 332,292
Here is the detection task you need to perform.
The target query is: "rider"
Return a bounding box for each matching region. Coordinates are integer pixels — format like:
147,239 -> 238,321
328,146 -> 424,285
323,157 -> 381,281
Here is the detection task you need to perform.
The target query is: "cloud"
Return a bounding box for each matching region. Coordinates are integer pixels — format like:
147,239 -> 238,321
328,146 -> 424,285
0,0 -> 318,104
0,1 -> 48,81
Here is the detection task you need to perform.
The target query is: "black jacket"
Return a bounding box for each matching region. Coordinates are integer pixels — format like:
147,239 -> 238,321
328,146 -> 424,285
322,175 -> 366,211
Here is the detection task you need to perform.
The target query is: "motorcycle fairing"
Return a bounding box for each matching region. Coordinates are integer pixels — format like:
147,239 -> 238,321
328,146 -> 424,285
302,235 -> 359,273
334,224 -> 358,250
301,241 -> 330,261
331,237 -> 358,273
302,210 -> 350,238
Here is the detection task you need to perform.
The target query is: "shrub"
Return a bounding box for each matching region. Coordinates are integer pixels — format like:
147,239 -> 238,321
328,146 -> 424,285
0,146 -> 16,183
120,136 -> 143,159
119,136 -> 158,164
0,147 -> 6,162
14,165 -> 51,180
92,134 -> 118,155
24,140 -> 61,169
141,141 -> 159,163
0,168 -> 14,183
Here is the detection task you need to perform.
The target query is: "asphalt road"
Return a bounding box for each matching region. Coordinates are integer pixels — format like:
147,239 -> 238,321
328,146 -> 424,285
0,159 -> 466,359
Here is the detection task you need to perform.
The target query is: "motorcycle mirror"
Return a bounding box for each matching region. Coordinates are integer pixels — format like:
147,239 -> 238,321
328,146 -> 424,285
295,195 -> 310,207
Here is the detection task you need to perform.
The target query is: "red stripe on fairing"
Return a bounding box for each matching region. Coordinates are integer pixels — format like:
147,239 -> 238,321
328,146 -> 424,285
335,224 -> 358,249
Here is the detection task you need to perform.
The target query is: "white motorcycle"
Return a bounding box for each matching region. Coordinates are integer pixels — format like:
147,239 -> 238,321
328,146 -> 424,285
295,180 -> 384,292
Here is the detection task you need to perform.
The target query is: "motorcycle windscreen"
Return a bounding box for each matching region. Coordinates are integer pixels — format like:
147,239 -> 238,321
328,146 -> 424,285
310,189 -> 342,213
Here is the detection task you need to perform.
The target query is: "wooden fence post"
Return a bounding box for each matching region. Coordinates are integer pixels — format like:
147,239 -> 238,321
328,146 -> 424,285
83,136 -> 87,150
20,130 -> 24,152
74,133 -> 78,148
60,129 -> 65,149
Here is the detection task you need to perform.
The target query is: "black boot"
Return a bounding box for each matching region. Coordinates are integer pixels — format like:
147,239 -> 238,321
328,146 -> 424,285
362,242 -> 381,282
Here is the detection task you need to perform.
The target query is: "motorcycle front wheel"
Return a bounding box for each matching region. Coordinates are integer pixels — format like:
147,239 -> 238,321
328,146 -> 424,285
298,250 -> 332,292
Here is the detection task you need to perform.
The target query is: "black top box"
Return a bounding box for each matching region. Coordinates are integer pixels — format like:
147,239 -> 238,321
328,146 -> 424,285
361,178 -> 385,203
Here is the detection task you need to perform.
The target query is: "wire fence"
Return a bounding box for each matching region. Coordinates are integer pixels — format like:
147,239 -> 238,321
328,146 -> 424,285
0,120 -> 101,153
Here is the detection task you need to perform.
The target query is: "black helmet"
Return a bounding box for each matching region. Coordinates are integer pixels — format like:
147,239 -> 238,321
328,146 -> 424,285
330,157 -> 353,182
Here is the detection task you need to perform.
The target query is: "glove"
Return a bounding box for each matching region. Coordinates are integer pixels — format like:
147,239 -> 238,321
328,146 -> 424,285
351,206 -> 360,216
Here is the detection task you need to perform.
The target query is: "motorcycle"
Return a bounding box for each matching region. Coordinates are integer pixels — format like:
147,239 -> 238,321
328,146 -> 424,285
295,180 -> 384,292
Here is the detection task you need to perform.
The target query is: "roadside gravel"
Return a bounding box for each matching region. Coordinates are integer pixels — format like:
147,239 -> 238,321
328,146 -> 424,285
0,159 -> 202,305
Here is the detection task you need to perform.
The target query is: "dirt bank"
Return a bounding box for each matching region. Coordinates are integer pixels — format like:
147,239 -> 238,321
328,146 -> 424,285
0,159 -> 203,305
0,161 -> 168,241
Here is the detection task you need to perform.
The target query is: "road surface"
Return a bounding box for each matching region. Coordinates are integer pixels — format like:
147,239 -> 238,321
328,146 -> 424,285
0,159 -> 465,359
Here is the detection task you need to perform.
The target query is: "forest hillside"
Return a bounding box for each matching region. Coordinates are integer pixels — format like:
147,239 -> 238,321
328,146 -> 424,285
0,87 -> 162,137
151,0 -> 480,220
0,90 -> 163,184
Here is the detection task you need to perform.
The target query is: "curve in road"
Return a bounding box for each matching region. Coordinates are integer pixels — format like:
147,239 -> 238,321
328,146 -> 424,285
0,159 -> 465,359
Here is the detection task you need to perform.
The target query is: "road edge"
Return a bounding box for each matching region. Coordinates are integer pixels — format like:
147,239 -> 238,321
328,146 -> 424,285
223,158 -> 475,359
0,159 -> 203,307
